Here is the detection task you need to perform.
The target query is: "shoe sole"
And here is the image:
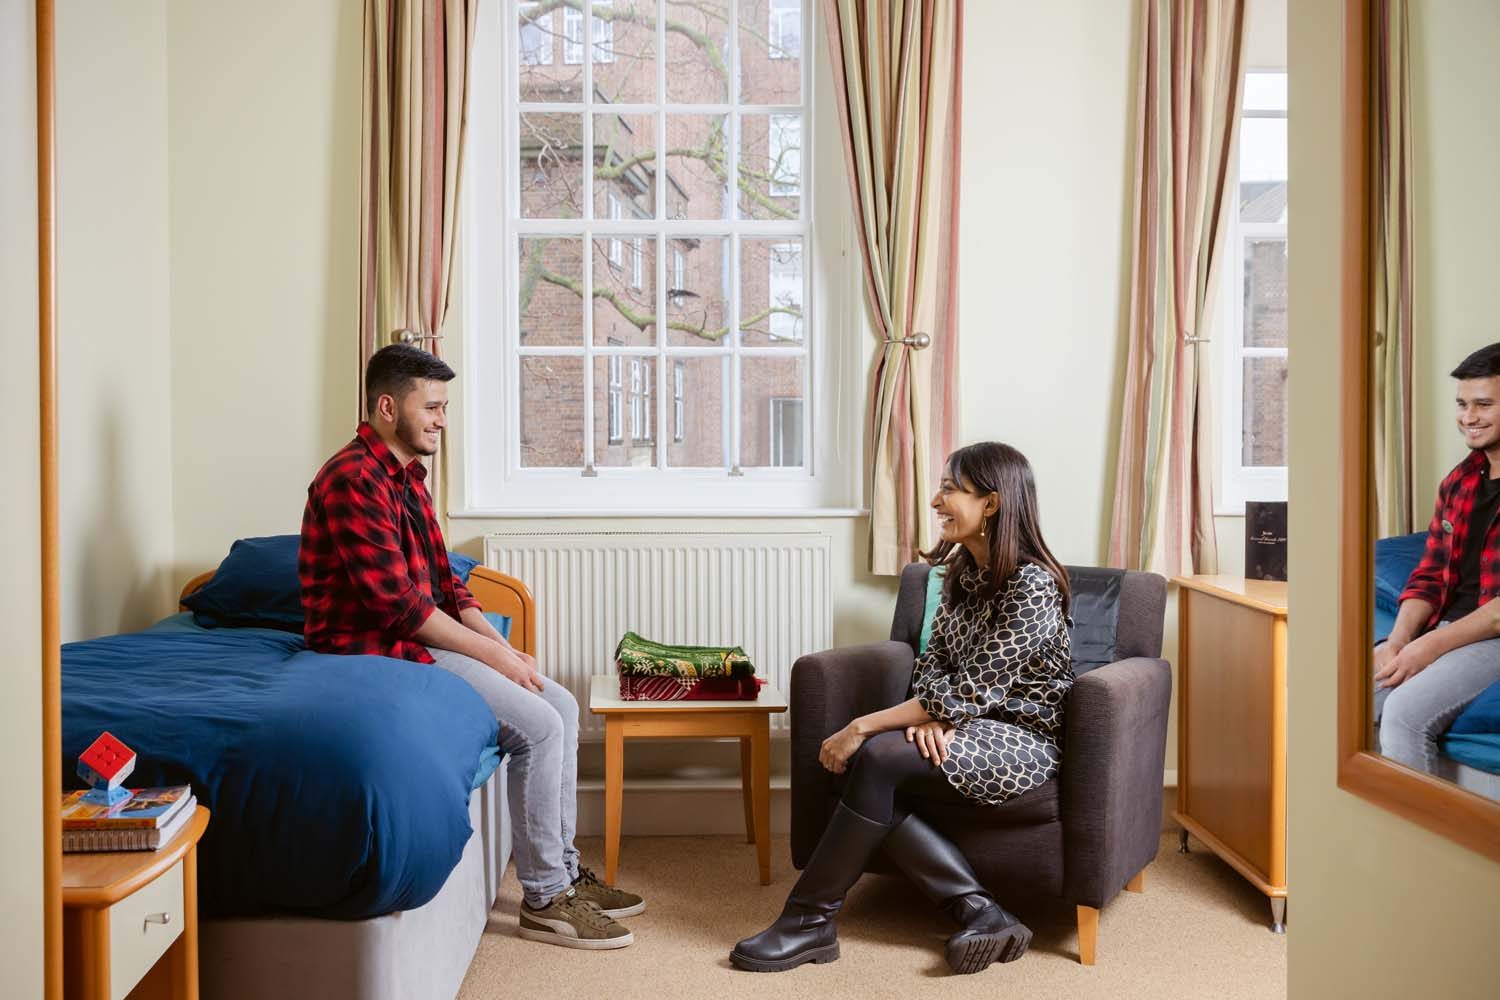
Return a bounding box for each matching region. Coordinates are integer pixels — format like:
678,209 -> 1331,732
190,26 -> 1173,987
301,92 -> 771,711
946,923 -> 1032,974
518,925 -> 635,950
728,943 -> 839,972
597,900 -> 646,919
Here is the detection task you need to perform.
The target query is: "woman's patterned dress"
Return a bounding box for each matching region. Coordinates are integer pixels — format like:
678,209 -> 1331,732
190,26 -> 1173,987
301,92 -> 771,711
912,561 -> 1073,805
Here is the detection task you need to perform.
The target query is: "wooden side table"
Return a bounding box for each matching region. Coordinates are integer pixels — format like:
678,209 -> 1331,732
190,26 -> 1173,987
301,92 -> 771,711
1171,575 -> 1288,932
62,804 -> 209,1000
588,675 -> 789,885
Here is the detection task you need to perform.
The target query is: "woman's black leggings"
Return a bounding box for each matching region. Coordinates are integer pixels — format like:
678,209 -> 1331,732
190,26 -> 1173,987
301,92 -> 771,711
839,730 -> 967,824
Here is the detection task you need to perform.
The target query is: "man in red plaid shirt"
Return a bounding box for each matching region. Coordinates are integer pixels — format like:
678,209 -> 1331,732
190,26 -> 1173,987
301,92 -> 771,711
1375,343 -> 1500,773
301,345 -> 643,950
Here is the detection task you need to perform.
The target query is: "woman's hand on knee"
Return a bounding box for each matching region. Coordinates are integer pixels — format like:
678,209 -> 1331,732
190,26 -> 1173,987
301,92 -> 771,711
905,721 -> 951,765
819,724 -> 866,774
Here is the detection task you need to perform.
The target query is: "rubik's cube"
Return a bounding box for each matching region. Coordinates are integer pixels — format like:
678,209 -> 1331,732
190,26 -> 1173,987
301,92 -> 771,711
77,731 -> 136,806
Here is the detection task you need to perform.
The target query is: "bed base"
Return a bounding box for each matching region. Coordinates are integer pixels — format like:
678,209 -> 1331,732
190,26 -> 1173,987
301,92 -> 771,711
200,763 -> 511,1000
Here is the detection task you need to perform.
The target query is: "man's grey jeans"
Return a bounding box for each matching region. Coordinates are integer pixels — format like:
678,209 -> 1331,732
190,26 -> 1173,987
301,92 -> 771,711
427,647 -> 580,908
1375,632 -> 1500,773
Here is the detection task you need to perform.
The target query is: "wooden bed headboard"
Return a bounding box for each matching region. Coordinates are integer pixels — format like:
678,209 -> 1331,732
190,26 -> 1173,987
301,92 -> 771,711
177,564 -> 537,657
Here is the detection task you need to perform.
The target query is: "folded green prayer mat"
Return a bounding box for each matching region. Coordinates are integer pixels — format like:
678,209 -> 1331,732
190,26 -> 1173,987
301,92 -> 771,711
613,631 -> 756,679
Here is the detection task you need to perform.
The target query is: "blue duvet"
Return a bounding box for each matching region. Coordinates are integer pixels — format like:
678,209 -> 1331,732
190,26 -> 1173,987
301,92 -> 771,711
62,615 -> 500,919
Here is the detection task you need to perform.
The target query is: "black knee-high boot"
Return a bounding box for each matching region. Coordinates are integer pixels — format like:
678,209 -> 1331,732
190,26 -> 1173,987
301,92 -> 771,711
729,802 -> 893,972
881,812 -> 1032,974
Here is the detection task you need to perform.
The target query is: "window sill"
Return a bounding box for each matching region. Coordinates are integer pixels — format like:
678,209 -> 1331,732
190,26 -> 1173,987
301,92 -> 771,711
449,507 -> 870,520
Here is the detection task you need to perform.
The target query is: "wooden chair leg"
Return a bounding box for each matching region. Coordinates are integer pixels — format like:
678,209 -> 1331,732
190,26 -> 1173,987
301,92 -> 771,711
1076,905 -> 1099,966
1126,868 -> 1146,893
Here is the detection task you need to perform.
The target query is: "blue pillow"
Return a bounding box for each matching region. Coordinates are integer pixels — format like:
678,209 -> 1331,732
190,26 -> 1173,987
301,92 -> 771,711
1374,532 -> 1427,613
183,535 -> 303,629
186,534 -> 487,629
917,565 -> 947,654
482,611 -> 512,641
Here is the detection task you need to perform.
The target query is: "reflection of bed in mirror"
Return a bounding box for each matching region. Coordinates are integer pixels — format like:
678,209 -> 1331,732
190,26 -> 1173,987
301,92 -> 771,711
1372,534 -> 1500,803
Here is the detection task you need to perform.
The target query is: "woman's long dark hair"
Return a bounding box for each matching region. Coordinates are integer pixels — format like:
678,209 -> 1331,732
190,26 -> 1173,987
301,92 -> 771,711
921,442 -> 1071,614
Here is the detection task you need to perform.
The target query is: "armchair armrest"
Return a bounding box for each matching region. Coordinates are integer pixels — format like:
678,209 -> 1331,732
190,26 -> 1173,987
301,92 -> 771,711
1059,656 -> 1172,908
789,641 -> 915,866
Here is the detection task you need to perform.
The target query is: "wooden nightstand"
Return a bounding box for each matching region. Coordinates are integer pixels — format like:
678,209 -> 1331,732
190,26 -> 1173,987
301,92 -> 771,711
1171,576 -> 1288,933
62,805 -> 209,1000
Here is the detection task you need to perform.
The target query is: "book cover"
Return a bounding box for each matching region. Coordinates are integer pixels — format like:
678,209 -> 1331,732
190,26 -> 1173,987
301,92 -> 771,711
1245,501 -> 1289,582
63,797 -> 196,853
61,785 -> 192,830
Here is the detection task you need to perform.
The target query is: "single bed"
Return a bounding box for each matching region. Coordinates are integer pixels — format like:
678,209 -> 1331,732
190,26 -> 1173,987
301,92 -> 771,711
62,556 -> 534,1000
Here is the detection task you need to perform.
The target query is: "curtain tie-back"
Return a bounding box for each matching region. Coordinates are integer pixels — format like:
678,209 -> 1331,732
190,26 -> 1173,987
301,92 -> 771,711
882,331 -> 932,350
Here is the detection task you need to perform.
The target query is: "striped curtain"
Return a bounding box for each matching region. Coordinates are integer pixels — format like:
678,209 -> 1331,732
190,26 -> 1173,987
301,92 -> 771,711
360,0 -> 477,525
823,0 -> 963,576
1107,0 -> 1245,576
1372,0 -> 1414,537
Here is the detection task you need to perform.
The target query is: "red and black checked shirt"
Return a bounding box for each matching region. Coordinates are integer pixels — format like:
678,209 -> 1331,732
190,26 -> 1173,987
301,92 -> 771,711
1401,449 -> 1500,630
299,422 -> 479,663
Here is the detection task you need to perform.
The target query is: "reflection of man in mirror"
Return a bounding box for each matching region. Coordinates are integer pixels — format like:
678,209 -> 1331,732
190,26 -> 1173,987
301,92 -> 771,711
1374,343 -> 1500,772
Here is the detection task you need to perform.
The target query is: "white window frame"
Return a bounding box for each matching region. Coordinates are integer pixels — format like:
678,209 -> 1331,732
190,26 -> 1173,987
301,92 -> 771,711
518,2 -> 554,66
769,0 -> 801,60
630,236 -> 644,289
462,0 -> 861,515
671,246 -> 686,290
607,353 -> 624,444
606,192 -> 624,267
1217,68 -> 1288,514
564,3 -> 614,65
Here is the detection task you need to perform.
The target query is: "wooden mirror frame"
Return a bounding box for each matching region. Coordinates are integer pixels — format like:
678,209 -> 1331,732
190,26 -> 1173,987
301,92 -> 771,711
1336,0 -> 1500,863
37,0 -> 62,994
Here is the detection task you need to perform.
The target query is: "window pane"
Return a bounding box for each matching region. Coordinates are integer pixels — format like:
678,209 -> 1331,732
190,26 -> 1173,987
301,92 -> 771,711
1243,71 -> 1287,113
1238,117 -> 1286,221
519,112 -> 584,219
1244,236 -> 1288,348
593,0 -> 657,104
741,356 -> 804,467
664,0 -> 729,103
739,113 -> 801,219
740,238 -> 803,346
520,356 -> 585,468
668,355 -> 727,467
519,237 -> 584,346
1242,356 -> 1288,467
593,355 -> 656,467
740,0 -> 802,105
666,236 -> 729,346
665,114 -> 729,220
594,112 -> 656,219
518,3 -> 582,101
593,235 -> 657,346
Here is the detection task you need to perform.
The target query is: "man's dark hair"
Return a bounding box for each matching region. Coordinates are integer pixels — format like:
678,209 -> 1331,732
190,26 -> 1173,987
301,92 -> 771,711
1450,343 -> 1500,380
364,344 -> 455,417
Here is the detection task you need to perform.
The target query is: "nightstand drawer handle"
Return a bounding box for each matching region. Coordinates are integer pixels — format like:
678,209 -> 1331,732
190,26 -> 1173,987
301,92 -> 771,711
144,912 -> 172,926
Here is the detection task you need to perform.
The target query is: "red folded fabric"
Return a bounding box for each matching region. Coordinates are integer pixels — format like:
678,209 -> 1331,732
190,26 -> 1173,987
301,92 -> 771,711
617,675 -> 763,701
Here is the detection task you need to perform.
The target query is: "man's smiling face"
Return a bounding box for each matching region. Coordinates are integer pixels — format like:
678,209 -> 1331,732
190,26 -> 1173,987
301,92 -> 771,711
1456,375 -> 1500,453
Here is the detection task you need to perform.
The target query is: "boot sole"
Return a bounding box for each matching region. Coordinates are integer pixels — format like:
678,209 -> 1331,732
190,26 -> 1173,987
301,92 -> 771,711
946,923 -> 1032,974
729,942 -> 840,972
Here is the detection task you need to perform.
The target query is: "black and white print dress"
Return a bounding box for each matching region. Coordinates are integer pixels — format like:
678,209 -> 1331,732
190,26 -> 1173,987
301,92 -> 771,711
912,562 -> 1073,805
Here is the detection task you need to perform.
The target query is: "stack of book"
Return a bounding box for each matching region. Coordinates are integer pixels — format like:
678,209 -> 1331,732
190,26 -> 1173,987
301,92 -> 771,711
61,785 -> 196,853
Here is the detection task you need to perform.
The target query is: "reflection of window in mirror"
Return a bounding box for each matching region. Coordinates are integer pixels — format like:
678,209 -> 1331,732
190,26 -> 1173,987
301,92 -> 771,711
1217,69 -> 1288,514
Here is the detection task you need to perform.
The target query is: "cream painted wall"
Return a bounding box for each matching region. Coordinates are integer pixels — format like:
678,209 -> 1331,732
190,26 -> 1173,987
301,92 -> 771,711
1409,0 -> 1500,507
1287,2 -> 1500,997
56,0 -> 177,642
165,0 -> 361,572
0,1 -> 47,992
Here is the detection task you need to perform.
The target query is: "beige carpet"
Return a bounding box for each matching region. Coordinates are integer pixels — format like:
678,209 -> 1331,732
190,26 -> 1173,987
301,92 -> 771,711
459,832 -> 1285,1000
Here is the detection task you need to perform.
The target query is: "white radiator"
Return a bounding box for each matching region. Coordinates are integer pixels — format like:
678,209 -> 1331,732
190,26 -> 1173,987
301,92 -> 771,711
482,531 -> 832,736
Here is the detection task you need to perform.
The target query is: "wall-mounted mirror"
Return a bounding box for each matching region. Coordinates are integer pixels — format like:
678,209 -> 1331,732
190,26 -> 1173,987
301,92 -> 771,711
1340,0 -> 1500,860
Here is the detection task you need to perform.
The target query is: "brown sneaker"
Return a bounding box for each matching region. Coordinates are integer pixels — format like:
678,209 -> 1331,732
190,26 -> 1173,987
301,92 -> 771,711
571,866 -> 646,918
518,887 -> 634,950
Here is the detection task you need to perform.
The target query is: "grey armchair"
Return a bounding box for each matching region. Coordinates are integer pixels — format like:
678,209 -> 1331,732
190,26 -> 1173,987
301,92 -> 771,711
789,563 -> 1170,965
